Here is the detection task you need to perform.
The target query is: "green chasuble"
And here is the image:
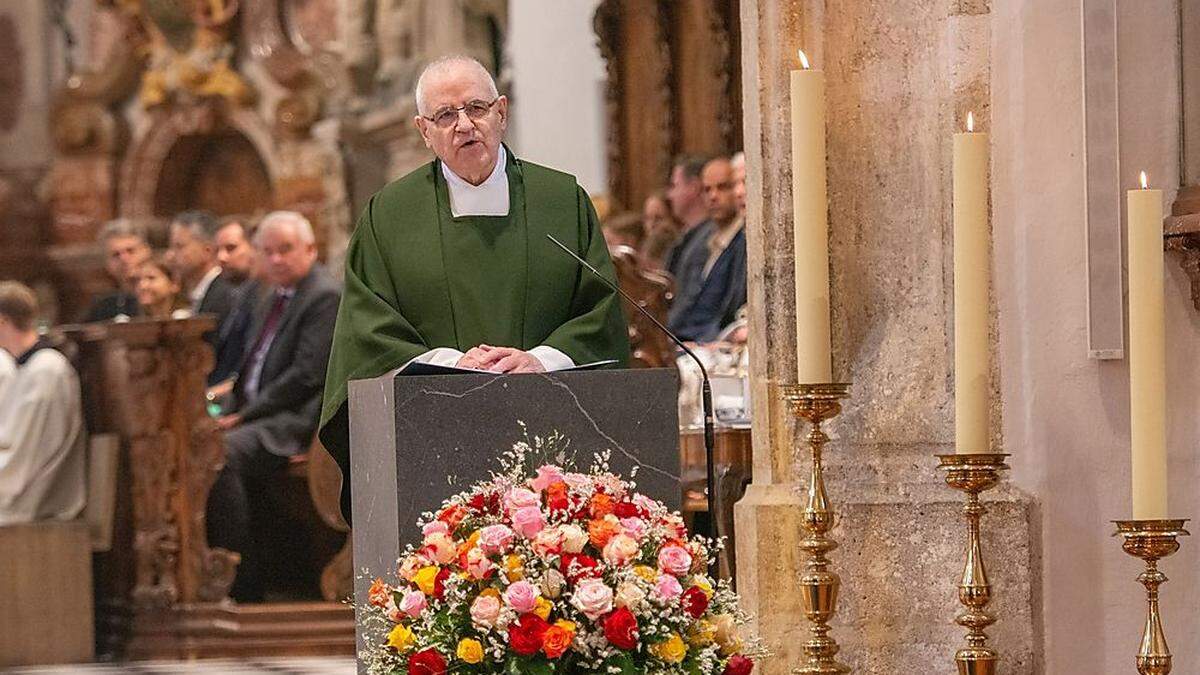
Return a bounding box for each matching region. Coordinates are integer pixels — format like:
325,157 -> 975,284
319,148 -> 630,519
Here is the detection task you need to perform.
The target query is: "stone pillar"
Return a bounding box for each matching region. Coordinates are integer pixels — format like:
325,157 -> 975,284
735,1 -> 1040,673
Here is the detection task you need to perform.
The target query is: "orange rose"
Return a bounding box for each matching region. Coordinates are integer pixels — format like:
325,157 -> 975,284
588,515 -> 621,549
589,493 -> 615,519
541,622 -> 575,659
368,578 -> 390,608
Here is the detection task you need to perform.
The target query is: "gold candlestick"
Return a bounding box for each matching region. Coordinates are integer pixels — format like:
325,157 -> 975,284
1113,519 -> 1190,675
781,382 -> 852,675
936,452 -> 1010,675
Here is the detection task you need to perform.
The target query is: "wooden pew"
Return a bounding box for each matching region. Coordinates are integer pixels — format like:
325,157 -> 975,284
60,317 -> 353,660
609,244 -> 676,368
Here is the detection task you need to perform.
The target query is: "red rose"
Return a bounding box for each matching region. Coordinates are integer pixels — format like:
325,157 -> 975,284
408,648 -> 447,675
433,567 -> 451,599
722,654 -> 754,675
681,586 -> 710,618
437,504 -> 467,529
508,613 -> 550,656
559,554 -> 601,583
612,501 -> 640,519
467,491 -> 500,514
602,607 -> 639,650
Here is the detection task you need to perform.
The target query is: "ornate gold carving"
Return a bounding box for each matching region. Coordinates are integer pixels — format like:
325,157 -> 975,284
138,0 -> 255,108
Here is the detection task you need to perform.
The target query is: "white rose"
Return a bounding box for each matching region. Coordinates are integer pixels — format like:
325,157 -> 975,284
560,524 -> 588,553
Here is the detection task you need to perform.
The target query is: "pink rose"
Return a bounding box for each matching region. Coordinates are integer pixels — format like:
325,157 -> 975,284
633,494 -> 657,514
532,465 -> 565,492
465,547 -> 495,580
422,521 -> 449,536
399,589 -> 427,618
421,532 -> 457,564
479,524 -> 515,554
504,487 -> 541,512
619,517 -> 647,540
563,472 -> 592,490
512,506 -> 546,539
504,580 -> 540,614
470,594 -> 501,628
657,545 -> 693,576
653,573 -> 683,601
571,579 -> 614,620
532,526 -> 564,558
602,534 -> 640,566
560,524 -> 588,553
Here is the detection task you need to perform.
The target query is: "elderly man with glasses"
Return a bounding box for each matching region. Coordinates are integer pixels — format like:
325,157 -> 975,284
320,56 -> 630,520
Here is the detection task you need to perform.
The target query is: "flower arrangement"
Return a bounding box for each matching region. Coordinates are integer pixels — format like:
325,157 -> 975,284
361,440 -> 761,674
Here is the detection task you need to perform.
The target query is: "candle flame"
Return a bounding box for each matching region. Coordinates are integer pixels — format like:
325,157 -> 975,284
1139,171 -> 1148,189
967,111 -> 975,133
798,50 -> 810,70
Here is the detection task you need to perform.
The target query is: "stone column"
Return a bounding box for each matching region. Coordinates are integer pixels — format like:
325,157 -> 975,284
735,1 -> 1040,673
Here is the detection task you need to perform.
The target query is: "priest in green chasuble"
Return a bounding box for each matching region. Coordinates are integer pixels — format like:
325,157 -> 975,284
319,56 -> 630,518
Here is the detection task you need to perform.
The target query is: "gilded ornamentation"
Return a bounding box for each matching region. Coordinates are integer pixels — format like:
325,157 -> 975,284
137,0 -> 255,108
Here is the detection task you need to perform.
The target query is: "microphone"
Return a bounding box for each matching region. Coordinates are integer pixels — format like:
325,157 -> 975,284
546,234 -> 721,573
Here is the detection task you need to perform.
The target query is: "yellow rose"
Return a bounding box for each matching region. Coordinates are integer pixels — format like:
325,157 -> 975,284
387,623 -> 415,651
634,565 -> 657,582
533,596 -> 553,621
693,578 -> 714,599
480,587 -> 502,600
554,619 -> 577,632
504,554 -> 525,581
687,619 -> 716,647
456,638 -> 484,664
468,530 -> 481,546
652,633 -> 688,663
414,566 -> 440,595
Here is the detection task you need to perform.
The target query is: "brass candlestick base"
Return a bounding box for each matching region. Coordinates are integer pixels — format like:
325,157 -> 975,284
1113,519 -> 1190,675
936,453 -> 1010,675
782,382 -> 852,675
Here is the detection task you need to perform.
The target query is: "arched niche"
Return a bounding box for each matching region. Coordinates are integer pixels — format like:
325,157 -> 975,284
119,104 -> 277,220
153,131 -> 272,218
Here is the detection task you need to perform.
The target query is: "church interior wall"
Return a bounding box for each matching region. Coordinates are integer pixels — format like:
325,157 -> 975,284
506,0 -> 608,197
993,0 -> 1199,672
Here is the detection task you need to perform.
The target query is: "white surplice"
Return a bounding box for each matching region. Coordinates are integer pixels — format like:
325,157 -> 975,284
0,347 -> 86,526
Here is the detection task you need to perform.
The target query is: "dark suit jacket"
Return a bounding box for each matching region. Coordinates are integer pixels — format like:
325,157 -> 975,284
210,279 -> 264,386
231,265 -> 341,457
82,291 -> 140,323
196,272 -> 235,334
666,224 -> 747,342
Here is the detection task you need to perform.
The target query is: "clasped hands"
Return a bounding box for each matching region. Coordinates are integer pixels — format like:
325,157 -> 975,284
456,344 -> 545,373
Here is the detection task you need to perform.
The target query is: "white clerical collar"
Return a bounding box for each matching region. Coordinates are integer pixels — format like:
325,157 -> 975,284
441,145 -> 511,217
189,265 -> 223,310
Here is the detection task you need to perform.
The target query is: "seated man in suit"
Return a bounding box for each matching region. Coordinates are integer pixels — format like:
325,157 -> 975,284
167,211 -> 234,317
206,211 -> 340,601
82,218 -> 152,323
209,215 -> 263,387
0,282 -> 86,526
666,156 -> 747,342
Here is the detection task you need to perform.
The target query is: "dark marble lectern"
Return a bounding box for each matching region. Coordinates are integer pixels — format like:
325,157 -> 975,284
346,368 -> 679,661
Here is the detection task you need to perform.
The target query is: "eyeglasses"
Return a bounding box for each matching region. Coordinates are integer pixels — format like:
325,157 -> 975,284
422,98 -> 499,129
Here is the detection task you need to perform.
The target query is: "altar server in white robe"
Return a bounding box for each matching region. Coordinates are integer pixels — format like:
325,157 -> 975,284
0,282 -> 86,526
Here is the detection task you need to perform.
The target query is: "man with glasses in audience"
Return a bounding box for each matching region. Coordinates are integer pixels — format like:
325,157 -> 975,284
320,55 -> 629,521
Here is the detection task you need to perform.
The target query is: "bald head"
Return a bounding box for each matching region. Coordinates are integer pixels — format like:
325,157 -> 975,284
701,157 -> 738,226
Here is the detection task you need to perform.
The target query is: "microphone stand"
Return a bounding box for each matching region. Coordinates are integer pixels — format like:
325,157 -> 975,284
547,235 -> 721,576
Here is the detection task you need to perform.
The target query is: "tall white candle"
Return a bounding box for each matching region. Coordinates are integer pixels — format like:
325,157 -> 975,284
791,50 -> 833,383
953,113 -> 990,454
1127,171 -> 1168,519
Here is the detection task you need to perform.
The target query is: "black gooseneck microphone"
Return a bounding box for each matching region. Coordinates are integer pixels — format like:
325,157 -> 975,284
546,234 -> 720,573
